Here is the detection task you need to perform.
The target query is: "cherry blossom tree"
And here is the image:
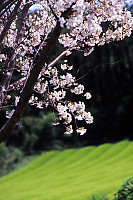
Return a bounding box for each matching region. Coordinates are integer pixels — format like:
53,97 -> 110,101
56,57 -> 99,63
0,0 -> 132,143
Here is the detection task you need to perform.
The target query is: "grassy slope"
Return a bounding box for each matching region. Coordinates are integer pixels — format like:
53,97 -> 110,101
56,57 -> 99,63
0,140 -> 133,200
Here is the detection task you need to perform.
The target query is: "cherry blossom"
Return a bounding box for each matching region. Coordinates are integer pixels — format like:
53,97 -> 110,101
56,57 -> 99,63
0,0 -> 132,142
84,92 -> 92,99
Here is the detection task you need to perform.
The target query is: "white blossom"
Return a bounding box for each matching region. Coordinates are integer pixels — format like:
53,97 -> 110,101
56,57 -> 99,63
76,127 -> 87,135
6,109 -> 15,119
64,125 -> 73,134
84,92 -> 92,99
15,96 -> 20,107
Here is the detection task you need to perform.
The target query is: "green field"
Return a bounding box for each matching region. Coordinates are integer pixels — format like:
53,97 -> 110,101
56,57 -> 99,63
0,140 -> 133,200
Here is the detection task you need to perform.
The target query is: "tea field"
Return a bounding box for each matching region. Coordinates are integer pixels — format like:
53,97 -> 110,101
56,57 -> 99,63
0,140 -> 133,200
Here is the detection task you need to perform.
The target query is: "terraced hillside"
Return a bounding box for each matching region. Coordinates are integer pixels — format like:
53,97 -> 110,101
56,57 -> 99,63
0,140 -> 133,200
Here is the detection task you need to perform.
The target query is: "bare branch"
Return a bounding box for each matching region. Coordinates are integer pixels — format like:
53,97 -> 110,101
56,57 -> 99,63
48,49 -> 72,68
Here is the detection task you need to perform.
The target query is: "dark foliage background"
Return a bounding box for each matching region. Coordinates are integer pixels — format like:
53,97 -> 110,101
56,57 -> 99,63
73,33 -> 133,146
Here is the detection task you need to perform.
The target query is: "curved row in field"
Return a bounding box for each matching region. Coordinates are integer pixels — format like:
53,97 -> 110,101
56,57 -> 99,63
0,140 -> 133,200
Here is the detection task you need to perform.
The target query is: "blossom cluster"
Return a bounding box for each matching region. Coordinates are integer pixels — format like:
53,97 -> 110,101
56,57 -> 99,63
0,0 -> 132,60
58,0 -> 133,51
28,61 -> 93,135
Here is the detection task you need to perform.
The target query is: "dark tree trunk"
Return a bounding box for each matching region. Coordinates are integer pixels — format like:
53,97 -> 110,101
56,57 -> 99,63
0,4 -> 74,143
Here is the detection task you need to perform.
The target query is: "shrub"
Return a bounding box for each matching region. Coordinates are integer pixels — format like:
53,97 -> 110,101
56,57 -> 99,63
0,143 -> 24,177
114,176 -> 133,200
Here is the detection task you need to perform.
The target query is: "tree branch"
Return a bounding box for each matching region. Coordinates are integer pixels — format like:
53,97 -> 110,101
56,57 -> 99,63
0,3 -> 74,143
0,2 -> 31,106
48,49 -> 71,68
8,48 -> 71,91
0,0 -> 22,43
47,0 -> 59,21
0,0 -> 17,18
0,0 -> 16,12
